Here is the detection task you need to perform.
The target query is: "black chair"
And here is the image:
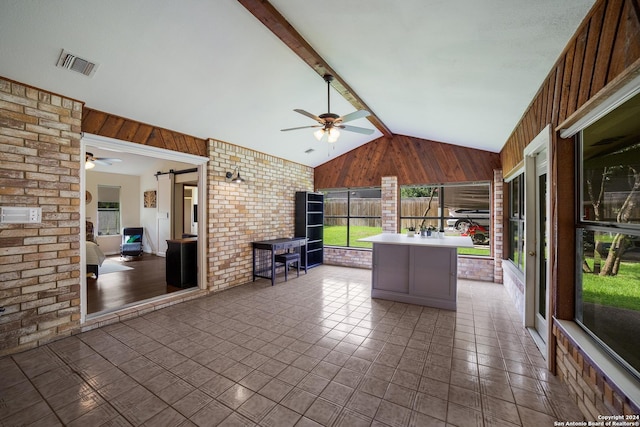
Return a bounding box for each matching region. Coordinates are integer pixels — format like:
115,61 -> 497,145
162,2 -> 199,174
274,252 -> 300,281
121,227 -> 144,258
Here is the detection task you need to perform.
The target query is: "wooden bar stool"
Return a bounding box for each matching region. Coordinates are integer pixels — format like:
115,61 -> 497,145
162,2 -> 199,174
274,252 -> 300,281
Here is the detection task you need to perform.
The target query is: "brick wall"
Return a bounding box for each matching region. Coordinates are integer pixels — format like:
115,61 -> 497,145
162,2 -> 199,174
381,176 -> 398,232
206,139 -> 314,292
324,247 -> 372,269
325,246 -> 496,282
553,323 -> 640,418
502,263 -> 525,318
0,77 -> 83,356
458,256 -> 495,281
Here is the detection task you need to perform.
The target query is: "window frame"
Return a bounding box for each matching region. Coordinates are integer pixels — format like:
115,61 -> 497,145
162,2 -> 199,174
574,93 -> 640,381
97,185 -> 121,236
399,182 -> 492,255
322,187 -> 382,248
506,173 -> 525,271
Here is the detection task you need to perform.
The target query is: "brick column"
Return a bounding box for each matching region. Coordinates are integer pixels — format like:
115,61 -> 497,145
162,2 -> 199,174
493,169 -> 504,283
381,176 -> 398,233
0,77 -> 83,356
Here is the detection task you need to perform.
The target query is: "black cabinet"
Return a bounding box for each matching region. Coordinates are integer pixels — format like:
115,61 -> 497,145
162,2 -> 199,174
295,191 -> 323,268
166,238 -> 197,288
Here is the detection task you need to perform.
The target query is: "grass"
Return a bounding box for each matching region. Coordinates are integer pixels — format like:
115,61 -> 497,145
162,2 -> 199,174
458,247 -> 491,256
582,258 -> 640,311
323,225 -> 491,255
324,225 -> 380,248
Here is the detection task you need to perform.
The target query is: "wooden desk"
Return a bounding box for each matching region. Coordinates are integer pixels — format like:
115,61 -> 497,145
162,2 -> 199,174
252,237 -> 307,286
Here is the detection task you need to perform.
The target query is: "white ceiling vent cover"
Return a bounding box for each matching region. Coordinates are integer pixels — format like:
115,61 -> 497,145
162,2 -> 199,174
56,49 -> 98,77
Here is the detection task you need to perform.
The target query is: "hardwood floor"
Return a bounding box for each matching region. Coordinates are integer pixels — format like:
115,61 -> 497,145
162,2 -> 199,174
87,254 -> 192,314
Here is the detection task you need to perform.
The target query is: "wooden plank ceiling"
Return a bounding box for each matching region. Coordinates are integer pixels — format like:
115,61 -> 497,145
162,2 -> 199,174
82,107 -> 207,157
314,135 -> 501,189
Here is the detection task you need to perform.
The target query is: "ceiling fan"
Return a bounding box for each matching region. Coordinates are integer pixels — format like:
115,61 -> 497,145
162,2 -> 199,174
281,74 -> 374,143
85,152 -> 122,169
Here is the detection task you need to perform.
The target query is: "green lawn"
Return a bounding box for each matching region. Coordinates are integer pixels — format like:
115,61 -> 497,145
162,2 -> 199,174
323,225 -> 491,255
458,247 -> 491,256
582,258 -> 640,311
324,225 -> 380,248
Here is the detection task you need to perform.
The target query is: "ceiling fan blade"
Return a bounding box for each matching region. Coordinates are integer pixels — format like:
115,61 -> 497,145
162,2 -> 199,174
338,110 -> 370,123
338,125 -> 375,135
293,109 -> 323,123
281,125 -> 322,132
92,157 -> 122,166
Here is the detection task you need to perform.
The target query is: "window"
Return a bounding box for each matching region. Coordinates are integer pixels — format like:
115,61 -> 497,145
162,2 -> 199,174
400,183 -> 491,256
507,174 -> 525,270
323,188 -> 381,249
576,92 -> 640,379
97,185 -> 121,236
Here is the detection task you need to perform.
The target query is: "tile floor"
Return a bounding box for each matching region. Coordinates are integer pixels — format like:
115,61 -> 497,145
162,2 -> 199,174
0,265 -> 584,426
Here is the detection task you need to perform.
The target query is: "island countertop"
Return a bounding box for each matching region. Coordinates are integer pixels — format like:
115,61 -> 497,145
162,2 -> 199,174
359,233 -> 473,248
360,233 -> 472,310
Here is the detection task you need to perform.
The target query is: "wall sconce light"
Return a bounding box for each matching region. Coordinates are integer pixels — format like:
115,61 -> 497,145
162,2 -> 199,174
225,167 -> 245,183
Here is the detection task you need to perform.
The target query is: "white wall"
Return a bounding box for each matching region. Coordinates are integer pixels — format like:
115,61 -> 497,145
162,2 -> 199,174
140,171 -> 159,254
86,160 -> 198,256
85,172 -> 141,254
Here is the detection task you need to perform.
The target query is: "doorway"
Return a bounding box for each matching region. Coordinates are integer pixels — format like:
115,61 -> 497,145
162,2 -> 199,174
80,133 -> 208,322
524,125 -> 551,364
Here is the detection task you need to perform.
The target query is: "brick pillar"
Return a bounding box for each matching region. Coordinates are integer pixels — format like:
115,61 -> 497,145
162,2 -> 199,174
381,176 -> 398,233
0,77 -> 83,356
493,169 -> 504,283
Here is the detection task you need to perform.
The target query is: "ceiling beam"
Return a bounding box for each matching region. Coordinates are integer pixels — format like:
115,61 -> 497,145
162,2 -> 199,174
237,0 -> 393,137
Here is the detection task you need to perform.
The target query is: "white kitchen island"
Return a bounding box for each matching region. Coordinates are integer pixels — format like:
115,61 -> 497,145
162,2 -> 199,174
359,233 -> 474,310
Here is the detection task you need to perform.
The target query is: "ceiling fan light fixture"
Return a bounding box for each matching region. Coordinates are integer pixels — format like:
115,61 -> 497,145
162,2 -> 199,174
327,128 -> 340,143
85,151 -> 122,168
313,129 -> 325,141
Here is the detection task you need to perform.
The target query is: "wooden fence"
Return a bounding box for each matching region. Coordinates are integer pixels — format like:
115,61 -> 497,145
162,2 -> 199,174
324,198 -> 446,227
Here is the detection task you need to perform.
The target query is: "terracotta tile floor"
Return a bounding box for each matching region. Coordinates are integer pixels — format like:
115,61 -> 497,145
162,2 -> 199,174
0,265 -> 584,426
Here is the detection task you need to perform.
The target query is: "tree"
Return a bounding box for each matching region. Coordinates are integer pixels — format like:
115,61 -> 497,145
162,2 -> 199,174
400,187 -> 434,198
585,164 -> 639,276
599,165 -> 639,276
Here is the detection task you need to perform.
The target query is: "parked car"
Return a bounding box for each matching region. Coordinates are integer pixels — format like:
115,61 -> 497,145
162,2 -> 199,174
446,208 -> 490,229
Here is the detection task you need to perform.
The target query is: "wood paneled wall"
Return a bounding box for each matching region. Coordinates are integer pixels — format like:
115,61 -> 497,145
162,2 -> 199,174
499,0 -> 640,321
495,0 -> 640,395
82,107 -> 207,157
500,0 -> 640,174
314,135 -> 501,189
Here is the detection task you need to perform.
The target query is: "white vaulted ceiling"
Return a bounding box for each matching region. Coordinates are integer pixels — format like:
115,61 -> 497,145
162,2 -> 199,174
0,0 -> 595,167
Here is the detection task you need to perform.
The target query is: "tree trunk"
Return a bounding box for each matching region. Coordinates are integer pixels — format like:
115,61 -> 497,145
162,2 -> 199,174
419,189 -> 437,229
599,233 -> 627,276
596,166 -> 638,276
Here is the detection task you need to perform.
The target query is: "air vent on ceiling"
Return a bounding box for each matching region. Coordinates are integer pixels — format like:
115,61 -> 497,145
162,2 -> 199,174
56,49 -> 98,77
304,148 -> 315,154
